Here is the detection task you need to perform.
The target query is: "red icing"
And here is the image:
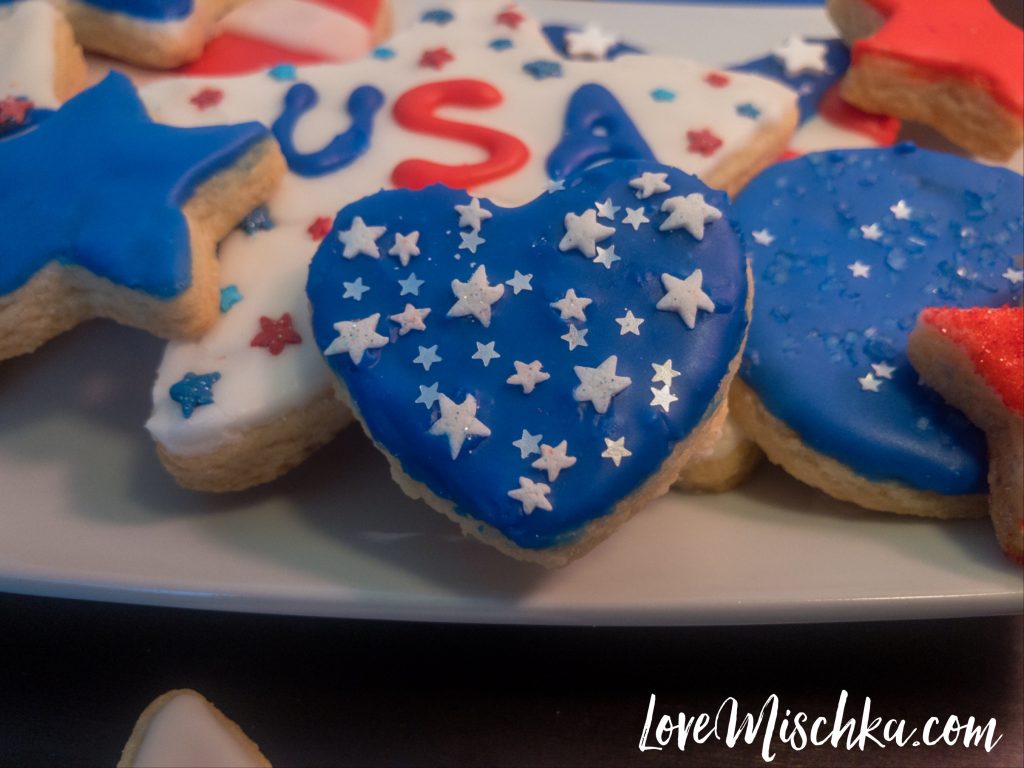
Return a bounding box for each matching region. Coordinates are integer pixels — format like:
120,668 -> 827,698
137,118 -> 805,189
686,129 -> 722,157
818,84 -> 901,145
189,88 -> 224,110
0,96 -> 32,126
251,313 -> 302,355
306,0 -> 381,27
776,149 -> 801,162
854,0 -> 1024,118
496,9 -> 525,29
704,72 -> 730,88
920,306 -> 1024,415
390,80 -> 530,191
308,216 -> 332,241
419,47 -> 454,70
179,34 -> 328,75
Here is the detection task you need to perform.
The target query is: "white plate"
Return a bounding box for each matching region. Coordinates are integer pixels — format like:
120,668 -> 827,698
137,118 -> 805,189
1,2 -> 1020,625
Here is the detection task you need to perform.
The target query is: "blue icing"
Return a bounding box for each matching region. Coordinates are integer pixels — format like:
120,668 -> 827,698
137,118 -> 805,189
547,84 -> 656,181
271,83 -> 384,178
307,160 -> 748,550
541,24 -> 644,61
240,205 -> 273,235
0,0 -> 192,20
729,38 -> 849,125
0,73 -> 271,299
735,145 -> 1024,495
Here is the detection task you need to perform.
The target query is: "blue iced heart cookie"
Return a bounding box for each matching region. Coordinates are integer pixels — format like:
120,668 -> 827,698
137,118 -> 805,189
307,160 -> 750,564
732,144 -> 1023,516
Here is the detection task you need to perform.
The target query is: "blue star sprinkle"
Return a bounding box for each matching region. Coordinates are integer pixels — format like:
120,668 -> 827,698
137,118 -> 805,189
736,102 -> 761,119
489,38 -> 513,51
372,47 -> 395,60
169,371 -> 221,418
650,88 -> 675,103
0,73 -> 271,299
522,60 -> 563,80
267,63 -> 297,81
219,284 -> 243,313
421,8 -> 453,24
240,205 -> 274,235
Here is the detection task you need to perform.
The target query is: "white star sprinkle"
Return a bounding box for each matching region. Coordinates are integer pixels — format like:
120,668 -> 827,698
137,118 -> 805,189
559,209 -> 615,258
871,362 -> 896,379
752,228 -> 775,246
508,476 -> 552,514
601,436 -> 632,466
551,288 -> 593,322
860,223 -> 883,241
858,372 -> 882,392
615,310 -> 644,336
564,23 -> 618,60
447,265 -> 505,327
889,200 -> 912,220
415,382 -> 440,409
337,216 -> 386,259
561,324 -> 589,350
428,394 -> 490,459
398,273 -> 424,296
659,194 -> 722,239
507,360 -> 550,394
545,178 -> 566,194
1003,267 -> 1024,285
323,313 -> 388,364
848,261 -> 871,278
531,440 -> 577,482
593,245 -> 620,269
650,385 -> 678,413
629,171 -> 671,200
413,344 -> 442,371
622,206 -> 650,230
342,277 -> 370,301
651,359 -> 681,386
573,355 -> 631,414
388,231 -> 420,266
656,271 -> 715,329
459,230 -> 486,254
773,35 -> 828,77
389,303 -> 430,335
454,197 -> 492,230
472,340 -> 501,367
506,270 -> 534,294
595,198 -> 621,220
512,429 -> 543,459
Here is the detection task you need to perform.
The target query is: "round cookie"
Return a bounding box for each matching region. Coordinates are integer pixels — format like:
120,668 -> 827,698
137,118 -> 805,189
306,159 -> 751,566
733,144 -> 1023,517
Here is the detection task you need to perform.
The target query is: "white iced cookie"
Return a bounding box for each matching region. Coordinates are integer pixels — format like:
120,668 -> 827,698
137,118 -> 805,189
0,0 -> 85,109
118,689 -> 270,768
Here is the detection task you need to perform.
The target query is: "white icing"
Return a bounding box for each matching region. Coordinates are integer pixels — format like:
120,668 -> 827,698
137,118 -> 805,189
140,0 -> 796,461
788,113 -> 880,154
131,691 -> 265,768
657,270 -> 715,329
0,0 -> 61,108
146,226 -> 342,456
217,0 -> 373,62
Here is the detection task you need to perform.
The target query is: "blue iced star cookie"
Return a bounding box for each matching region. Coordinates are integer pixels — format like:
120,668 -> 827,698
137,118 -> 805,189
307,160 -> 749,564
0,72 -> 280,360
733,145 -> 1023,514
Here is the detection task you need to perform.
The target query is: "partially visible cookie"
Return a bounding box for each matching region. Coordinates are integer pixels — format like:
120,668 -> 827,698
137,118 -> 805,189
674,404 -> 763,493
828,0 -> 1024,160
0,72 -> 284,361
908,306 -> 1024,563
0,0 -> 85,109
118,689 -> 270,768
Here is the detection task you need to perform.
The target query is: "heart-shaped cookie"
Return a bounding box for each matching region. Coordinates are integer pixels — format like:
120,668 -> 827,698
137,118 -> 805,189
306,160 -> 750,565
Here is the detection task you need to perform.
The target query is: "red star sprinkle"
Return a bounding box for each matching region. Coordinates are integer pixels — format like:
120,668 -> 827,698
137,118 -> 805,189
307,216 -> 332,240
686,128 -> 723,157
0,96 -> 33,126
250,313 -> 302,355
419,47 -> 454,70
189,88 -> 224,110
496,9 -> 525,28
704,72 -> 730,88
